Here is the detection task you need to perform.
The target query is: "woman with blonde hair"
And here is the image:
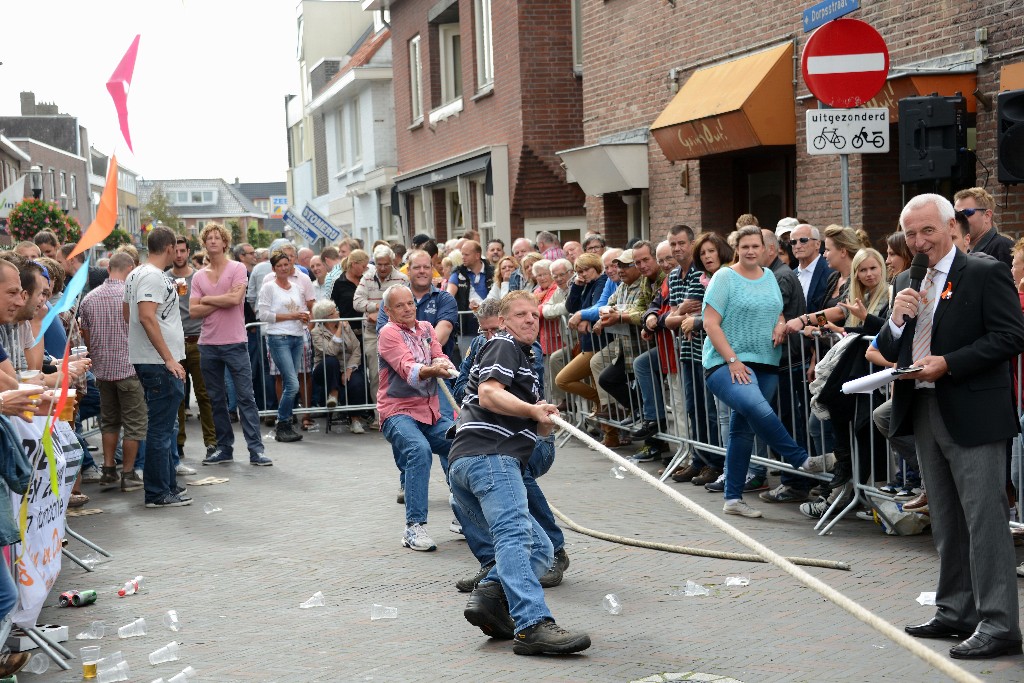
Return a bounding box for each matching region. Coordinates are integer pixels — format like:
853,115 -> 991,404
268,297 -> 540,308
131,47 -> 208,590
487,255 -> 519,300
518,252 -> 542,291
841,248 -> 889,329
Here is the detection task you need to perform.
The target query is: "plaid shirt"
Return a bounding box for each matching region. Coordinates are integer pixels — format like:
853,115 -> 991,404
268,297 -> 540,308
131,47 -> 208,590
79,278 -> 135,381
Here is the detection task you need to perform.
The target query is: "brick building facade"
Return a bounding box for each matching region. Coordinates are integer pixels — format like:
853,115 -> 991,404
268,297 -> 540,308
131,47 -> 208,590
574,1 -> 1024,246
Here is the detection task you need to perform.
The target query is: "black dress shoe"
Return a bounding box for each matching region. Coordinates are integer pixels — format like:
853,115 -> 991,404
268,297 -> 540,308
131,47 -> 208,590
950,632 -> 1023,659
905,618 -> 972,640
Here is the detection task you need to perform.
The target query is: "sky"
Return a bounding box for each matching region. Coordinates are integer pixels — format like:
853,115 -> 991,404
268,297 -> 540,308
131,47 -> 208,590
0,0 -> 302,183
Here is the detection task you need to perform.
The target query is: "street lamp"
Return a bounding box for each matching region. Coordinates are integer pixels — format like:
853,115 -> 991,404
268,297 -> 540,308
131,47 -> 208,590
59,193 -> 69,214
28,165 -> 42,199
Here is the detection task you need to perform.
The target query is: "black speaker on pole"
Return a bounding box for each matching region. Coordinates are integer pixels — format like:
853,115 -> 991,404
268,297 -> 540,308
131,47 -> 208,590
898,94 -> 968,183
998,89 -> 1024,185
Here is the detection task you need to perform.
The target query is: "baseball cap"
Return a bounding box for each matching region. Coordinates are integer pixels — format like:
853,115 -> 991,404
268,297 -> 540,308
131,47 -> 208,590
775,217 -> 799,237
613,249 -> 635,265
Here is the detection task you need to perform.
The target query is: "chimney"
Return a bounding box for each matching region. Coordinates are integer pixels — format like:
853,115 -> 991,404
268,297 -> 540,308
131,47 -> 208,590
234,177 -> 239,185
19,92 -> 35,115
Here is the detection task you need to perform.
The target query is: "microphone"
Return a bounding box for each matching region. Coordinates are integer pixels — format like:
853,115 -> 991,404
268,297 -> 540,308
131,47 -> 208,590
908,252 -> 928,291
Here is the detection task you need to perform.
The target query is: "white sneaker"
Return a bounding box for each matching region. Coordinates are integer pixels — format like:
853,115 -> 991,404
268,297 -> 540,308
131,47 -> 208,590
80,465 -> 102,483
350,418 -> 365,434
450,519 -> 463,535
801,452 -> 837,473
326,395 -> 338,408
723,499 -> 763,518
175,463 -> 197,476
402,523 -> 436,551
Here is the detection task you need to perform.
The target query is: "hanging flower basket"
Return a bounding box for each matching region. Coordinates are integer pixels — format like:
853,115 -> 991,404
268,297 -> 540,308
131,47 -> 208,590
7,198 -> 78,244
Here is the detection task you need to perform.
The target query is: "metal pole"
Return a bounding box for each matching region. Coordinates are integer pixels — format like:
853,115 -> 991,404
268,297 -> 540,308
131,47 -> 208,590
840,153 -> 851,226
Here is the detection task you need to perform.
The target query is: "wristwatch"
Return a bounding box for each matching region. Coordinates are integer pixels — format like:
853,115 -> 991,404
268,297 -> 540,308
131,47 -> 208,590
727,357 -> 737,364
816,311 -> 828,327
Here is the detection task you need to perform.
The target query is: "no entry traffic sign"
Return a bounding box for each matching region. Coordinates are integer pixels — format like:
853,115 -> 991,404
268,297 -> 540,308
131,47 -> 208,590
802,18 -> 889,108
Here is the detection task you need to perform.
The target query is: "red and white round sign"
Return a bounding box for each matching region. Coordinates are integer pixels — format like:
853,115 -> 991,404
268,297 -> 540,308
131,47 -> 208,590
802,18 -> 890,108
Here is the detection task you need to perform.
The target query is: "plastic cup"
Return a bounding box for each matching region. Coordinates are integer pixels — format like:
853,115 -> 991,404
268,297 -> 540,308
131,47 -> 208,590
17,382 -> 43,420
23,653 -> 50,674
148,641 -> 180,665
202,502 -> 221,514
299,591 -> 325,609
162,609 -> 181,632
76,620 -> 106,640
58,388 -> 77,421
602,593 -> 622,615
81,645 -> 102,679
175,278 -> 188,296
168,665 -> 198,683
96,660 -> 130,683
370,604 -> 398,620
117,616 -> 146,638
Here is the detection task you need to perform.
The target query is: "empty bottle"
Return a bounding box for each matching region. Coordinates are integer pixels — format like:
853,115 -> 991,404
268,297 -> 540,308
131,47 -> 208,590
118,617 -> 147,638
168,665 -> 198,683
601,593 -> 622,615
117,575 -> 144,597
148,641 -> 180,665
162,609 -> 181,632
76,620 -> 106,640
96,660 -> 131,683
370,604 -> 398,620
22,653 -> 50,674
299,591 -> 325,609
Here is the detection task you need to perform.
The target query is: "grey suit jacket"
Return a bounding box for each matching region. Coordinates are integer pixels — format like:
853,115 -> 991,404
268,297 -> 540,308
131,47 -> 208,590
876,249 -> 1024,447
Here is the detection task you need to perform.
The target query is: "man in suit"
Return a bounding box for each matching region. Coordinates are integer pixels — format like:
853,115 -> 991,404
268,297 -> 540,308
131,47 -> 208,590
877,193 -> 1024,660
790,224 -> 834,315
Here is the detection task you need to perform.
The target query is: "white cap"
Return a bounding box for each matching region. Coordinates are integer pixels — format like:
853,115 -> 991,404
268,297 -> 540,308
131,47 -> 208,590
775,217 -> 799,237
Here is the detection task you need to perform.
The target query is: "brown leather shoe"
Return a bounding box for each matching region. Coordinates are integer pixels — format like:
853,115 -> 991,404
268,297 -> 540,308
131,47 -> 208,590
0,651 -> 30,676
601,433 -> 622,448
692,466 -> 723,487
903,492 -> 928,511
671,463 -> 700,483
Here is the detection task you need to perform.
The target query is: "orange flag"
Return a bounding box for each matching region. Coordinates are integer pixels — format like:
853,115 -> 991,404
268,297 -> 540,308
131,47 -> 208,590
67,155 -> 118,259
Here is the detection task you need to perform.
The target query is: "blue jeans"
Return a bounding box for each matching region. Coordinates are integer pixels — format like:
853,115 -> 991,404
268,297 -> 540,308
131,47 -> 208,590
134,364 -> 184,503
705,365 -> 808,501
267,334 -> 303,422
457,436 -> 564,564
632,349 -> 664,422
200,343 -> 264,458
224,368 -> 237,412
382,414 -> 453,525
681,360 -> 723,469
449,454 -> 554,633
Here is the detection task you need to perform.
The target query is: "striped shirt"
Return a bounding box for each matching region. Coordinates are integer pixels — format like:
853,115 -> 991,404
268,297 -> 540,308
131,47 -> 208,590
79,278 -> 135,381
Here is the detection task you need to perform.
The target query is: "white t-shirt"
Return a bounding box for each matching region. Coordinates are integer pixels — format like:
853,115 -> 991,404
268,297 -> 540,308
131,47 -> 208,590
124,263 -> 186,364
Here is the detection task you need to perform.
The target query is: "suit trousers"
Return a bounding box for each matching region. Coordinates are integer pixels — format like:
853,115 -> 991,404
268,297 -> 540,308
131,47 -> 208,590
913,392 -> 1021,639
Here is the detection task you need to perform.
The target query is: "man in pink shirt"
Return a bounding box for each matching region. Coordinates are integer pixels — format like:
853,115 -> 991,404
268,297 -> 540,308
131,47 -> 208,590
378,286 -> 456,552
189,223 -> 272,467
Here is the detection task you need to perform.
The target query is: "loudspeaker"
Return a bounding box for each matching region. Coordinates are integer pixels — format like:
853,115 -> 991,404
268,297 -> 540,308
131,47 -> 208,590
898,94 -> 968,183
998,89 -> 1024,184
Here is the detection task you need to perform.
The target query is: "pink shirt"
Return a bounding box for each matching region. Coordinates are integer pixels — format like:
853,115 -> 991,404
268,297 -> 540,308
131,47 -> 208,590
376,320 -> 448,426
191,260 -> 248,345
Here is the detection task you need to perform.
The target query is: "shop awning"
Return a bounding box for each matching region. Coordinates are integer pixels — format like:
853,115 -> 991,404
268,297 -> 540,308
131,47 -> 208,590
651,42 -> 795,160
556,141 -> 648,196
394,154 -> 491,193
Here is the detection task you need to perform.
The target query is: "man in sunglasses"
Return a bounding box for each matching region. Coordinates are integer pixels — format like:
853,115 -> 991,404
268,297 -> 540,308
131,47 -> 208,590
790,224 -> 834,316
953,187 -> 1012,268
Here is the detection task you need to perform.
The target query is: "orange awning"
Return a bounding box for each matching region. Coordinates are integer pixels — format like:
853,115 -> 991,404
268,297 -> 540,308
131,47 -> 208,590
651,43 -> 796,160
808,73 -> 978,121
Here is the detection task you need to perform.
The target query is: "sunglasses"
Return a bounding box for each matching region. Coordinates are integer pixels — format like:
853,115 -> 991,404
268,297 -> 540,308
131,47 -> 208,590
957,207 -> 987,218
789,237 -> 815,245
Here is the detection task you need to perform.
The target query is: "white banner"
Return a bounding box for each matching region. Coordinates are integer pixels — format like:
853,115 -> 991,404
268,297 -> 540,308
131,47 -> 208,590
0,176 -> 26,220
8,419 -> 81,628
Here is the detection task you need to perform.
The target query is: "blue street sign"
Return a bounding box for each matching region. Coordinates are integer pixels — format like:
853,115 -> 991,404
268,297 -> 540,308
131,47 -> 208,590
282,209 -> 318,243
802,0 -> 859,33
300,203 -> 341,242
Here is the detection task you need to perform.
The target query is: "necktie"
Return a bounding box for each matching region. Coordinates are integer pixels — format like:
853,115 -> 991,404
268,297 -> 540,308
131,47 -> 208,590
911,268 -> 937,364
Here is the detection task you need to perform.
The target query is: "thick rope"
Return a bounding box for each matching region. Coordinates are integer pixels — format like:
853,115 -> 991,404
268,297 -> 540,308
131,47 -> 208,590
548,414 -> 981,683
546,503 -> 849,570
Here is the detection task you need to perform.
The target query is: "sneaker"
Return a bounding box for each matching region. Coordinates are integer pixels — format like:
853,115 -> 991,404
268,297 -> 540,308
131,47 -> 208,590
402,523 -> 436,551
250,454 -> 274,466
895,486 -> 920,500
723,499 -> 763,518
206,444 -> 218,457
704,473 -> 726,492
202,449 -> 234,466
99,465 -> 118,485
539,548 -> 570,588
759,484 -> 810,503
326,395 -> 338,408
799,497 -> 831,519
464,582 -> 515,639
456,560 -> 496,593
173,485 -> 190,499
120,470 -> 143,493
1017,562 -> 1024,578
829,460 -> 853,487
350,417 -> 365,434
275,420 -> 303,443
145,493 -> 193,508
629,448 -> 657,463
368,417 -> 380,430
631,419 -> 661,440
692,466 -> 722,487
802,452 -> 837,473
450,519 -> 463,535
175,463 -> 197,476
397,487 -> 405,505
856,510 -> 876,522
513,619 -> 591,655
878,482 -> 901,495
80,465 -> 102,483
744,476 -> 769,492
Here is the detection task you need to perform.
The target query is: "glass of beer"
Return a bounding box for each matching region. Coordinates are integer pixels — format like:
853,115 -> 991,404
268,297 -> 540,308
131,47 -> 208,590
175,278 -> 188,296
80,646 -> 101,679
58,389 -> 77,422
17,383 -> 43,421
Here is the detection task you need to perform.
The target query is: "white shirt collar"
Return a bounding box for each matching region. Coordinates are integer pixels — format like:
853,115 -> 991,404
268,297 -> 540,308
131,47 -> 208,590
930,245 -> 958,276
798,254 -> 820,275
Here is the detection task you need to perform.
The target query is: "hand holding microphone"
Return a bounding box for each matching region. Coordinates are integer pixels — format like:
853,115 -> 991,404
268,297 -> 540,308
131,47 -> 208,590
894,253 -> 930,326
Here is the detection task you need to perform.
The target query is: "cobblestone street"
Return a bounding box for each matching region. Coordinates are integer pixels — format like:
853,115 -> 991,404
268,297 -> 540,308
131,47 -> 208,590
28,419 -> 1024,683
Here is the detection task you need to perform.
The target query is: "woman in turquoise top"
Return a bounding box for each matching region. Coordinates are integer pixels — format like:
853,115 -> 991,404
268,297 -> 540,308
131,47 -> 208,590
702,226 -> 832,518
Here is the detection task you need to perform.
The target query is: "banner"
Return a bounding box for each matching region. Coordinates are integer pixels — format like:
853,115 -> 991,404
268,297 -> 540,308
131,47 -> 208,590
9,419 -> 80,628
0,177 -> 26,220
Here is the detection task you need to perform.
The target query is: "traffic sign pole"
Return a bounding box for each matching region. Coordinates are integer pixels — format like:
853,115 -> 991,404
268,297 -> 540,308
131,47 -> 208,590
840,153 -> 851,228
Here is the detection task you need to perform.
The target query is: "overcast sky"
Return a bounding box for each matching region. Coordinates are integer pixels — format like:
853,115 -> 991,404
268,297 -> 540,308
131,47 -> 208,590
0,0 -> 301,183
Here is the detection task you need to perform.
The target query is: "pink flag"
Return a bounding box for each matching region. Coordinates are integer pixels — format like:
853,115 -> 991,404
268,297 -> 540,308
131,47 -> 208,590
106,35 -> 141,152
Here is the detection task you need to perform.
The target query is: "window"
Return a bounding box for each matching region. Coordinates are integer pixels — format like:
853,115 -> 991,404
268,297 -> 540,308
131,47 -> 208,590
571,0 -> 583,72
335,106 -> 347,167
59,171 -> 67,197
409,35 -> 423,123
70,175 -> 78,208
48,168 -> 56,200
474,0 -> 494,90
351,101 -> 362,164
446,187 -> 464,234
169,190 -> 216,206
439,24 -> 462,104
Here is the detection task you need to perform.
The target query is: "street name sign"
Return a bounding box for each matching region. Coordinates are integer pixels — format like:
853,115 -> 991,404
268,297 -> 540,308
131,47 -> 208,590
802,0 -> 860,33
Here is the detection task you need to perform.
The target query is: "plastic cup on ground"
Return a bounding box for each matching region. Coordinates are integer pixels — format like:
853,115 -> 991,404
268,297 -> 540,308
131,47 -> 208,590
168,665 -> 198,683
299,591 -> 325,609
80,645 -> 102,679
76,620 -> 106,640
118,616 -> 146,638
725,576 -> 750,586
22,653 -> 50,674
162,609 -> 181,632
601,593 -> 622,615
202,502 -> 221,514
370,604 -> 398,620
609,466 -> 625,479
96,660 -> 130,683
148,641 -> 180,665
